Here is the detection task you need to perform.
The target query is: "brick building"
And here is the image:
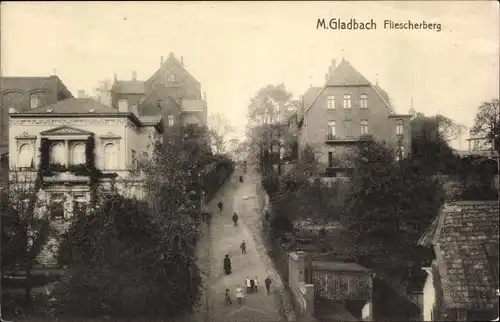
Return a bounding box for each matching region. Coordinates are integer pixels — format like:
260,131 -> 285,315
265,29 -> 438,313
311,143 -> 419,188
0,76 -> 73,155
110,53 -> 208,147
294,58 -> 412,176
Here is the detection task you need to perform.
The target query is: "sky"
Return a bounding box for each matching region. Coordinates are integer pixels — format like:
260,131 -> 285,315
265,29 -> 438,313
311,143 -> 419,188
1,1 -> 499,149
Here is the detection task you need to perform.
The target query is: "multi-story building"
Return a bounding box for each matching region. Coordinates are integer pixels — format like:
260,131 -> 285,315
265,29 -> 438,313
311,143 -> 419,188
8,97 -> 163,266
109,53 -> 208,146
294,58 -> 412,176
0,76 -> 73,155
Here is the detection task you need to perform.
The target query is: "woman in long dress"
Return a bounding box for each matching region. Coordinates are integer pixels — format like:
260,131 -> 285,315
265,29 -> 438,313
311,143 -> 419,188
235,286 -> 244,304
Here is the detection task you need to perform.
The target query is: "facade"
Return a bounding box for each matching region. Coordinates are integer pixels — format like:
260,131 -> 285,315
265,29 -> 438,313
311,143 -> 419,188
110,53 -> 208,145
294,58 -> 412,176
8,98 -> 163,266
418,201 -> 499,321
0,76 -> 73,151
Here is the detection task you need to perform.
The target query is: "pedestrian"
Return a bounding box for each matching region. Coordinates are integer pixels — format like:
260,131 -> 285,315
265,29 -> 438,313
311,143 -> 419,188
240,241 -> 246,254
246,277 -> 251,293
223,254 -> 232,275
265,276 -> 272,295
235,286 -> 244,304
225,288 -> 232,305
254,276 -> 259,292
250,278 -> 255,292
232,212 -> 239,226
218,201 -> 223,212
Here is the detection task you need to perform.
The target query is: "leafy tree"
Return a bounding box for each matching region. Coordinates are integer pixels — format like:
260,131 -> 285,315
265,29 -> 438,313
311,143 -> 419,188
339,140 -> 445,280
246,84 -> 294,175
56,195 -> 201,318
1,172 -> 55,305
470,98 -> 500,153
410,112 -> 459,174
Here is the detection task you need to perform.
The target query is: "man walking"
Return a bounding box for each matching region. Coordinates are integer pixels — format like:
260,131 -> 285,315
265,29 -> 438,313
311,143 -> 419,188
265,276 -> 272,295
240,241 -> 246,254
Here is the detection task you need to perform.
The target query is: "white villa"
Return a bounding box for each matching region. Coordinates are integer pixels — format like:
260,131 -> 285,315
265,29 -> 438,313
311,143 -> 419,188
8,98 -> 163,266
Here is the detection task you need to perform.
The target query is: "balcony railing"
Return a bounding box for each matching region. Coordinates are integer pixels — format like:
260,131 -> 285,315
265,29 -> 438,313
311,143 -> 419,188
325,134 -> 373,143
325,134 -> 338,142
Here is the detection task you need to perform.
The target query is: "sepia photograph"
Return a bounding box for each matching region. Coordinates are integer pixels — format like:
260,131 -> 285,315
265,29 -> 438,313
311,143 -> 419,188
0,1 -> 498,321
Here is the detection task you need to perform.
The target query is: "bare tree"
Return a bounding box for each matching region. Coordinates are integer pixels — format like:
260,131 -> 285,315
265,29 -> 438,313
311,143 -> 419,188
208,113 -> 234,155
470,98 -> 500,152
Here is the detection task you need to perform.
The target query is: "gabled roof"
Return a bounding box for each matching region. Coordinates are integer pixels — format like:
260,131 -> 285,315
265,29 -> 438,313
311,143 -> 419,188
300,59 -> 394,120
21,98 -> 118,114
325,59 -> 371,86
146,54 -> 201,87
138,87 -> 180,116
112,80 -> 145,94
40,126 -> 93,136
418,201 -> 499,310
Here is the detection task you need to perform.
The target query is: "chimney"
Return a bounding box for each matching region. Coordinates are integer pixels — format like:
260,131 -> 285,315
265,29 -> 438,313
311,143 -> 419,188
331,59 -> 336,70
325,73 -> 329,81
118,100 -> 128,113
77,90 -> 86,98
161,56 -> 164,65
132,71 -> 137,81
8,107 -> 17,114
181,56 -> 184,66
113,73 -> 117,81
203,92 -> 206,101
130,104 -> 139,117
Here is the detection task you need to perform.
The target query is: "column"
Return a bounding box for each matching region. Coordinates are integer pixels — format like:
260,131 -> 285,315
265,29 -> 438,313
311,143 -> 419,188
64,140 -> 69,166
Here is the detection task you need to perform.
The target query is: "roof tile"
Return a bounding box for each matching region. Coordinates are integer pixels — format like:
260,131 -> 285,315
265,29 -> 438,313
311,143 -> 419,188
420,201 -> 499,310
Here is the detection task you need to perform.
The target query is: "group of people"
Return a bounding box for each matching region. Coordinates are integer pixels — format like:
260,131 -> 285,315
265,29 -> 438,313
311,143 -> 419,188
225,276 -> 273,305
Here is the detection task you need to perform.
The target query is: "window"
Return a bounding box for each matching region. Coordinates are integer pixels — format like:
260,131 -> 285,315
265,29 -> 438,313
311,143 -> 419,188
18,144 -> 34,168
71,143 -> 86,165
396,119 -> 404,135
30,95 -> 40,109
50,142 -> 65,165
73,193 -> 87,214
344,120 -> 352,137
360,94 -> 368,109
167,73 -> 177,82
396,145 -> 404,161
50,193 -> 64,220
327,96 -> 335,109
168,115 -> 174,126
360,120 -> 369,135
328,151 -> 334,168
103,143 -> 118,170
343,94 -> 352,109
327,121 -> 336,137
118,99 -> 128,111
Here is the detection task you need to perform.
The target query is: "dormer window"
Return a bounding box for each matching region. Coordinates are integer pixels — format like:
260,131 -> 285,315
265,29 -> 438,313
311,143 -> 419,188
167,73 -> 177,83
30,95 -> 41,109
168,115 -> 174,126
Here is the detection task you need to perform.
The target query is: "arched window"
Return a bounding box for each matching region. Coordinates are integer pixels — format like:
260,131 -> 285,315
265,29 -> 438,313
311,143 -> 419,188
71,143 -> 86,165
103,143 -> 118,170
50,143 -> 66,165
360,120 -> 369,135
360,94 -> 368,109
167,73 -> 177,83
18,144 -> 34,168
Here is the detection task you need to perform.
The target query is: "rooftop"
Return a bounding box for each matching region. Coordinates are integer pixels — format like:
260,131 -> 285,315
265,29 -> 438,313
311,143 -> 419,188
418,200 -> 499,310
19,98 -> 118,114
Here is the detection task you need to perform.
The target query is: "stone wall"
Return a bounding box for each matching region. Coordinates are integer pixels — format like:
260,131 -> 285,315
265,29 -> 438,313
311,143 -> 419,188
288,251 -> 315,320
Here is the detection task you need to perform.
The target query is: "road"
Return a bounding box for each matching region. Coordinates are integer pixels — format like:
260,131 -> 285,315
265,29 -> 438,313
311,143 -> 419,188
204,167 -> 288,322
